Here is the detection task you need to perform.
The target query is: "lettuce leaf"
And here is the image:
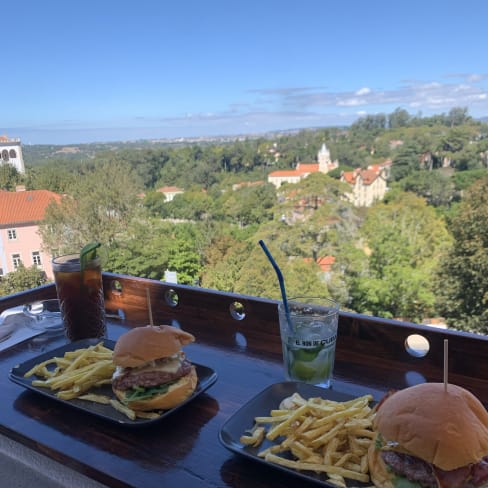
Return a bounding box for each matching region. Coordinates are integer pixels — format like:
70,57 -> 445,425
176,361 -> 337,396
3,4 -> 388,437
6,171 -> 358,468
393,476 -> 423,488
124,381 -> 177,402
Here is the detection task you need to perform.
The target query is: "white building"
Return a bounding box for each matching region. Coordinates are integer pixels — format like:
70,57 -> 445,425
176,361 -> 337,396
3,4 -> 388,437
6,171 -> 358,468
0,136 -> 25,174
340,161 -> 391,207
268,143 -> 338,189
157,186 -> 184,202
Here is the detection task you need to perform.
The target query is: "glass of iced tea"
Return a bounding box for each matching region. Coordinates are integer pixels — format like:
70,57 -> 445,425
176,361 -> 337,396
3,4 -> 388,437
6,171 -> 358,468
52,253 -> 106,341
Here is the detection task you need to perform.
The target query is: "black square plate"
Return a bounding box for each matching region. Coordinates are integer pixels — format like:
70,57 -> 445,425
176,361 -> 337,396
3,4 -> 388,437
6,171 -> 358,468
9,338 -> 218,426
219,382 -> 374,487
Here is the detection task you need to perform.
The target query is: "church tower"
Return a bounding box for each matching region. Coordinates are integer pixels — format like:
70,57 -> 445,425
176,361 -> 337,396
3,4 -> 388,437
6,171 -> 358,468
0,135 -> 25,174
318,143 -> 331,173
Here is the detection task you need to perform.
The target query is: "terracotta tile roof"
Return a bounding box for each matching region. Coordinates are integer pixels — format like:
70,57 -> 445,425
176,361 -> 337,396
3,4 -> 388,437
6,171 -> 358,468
341,170 -> 357,184
232,180 -> 264,190
269,163 -> 320,180
342,168 -> 379,185
368,164 -> 382,172
303,255 -> 336,272
157,186 -> 183,193
269,170 -> 304,177
368,160 -> 392,172
317,255 -> 335,272
0,189 -> 61,225
360,169 -> 379,185
296,163 -> 319,173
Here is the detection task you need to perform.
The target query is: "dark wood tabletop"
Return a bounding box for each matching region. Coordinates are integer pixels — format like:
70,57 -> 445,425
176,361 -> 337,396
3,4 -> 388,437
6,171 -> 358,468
1,273 -> 487,488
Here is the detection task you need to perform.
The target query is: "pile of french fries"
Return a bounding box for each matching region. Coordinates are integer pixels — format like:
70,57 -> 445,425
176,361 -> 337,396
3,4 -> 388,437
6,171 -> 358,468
23,342 -> 159,421
240,392 -> 376,486
24,342 -> 115,400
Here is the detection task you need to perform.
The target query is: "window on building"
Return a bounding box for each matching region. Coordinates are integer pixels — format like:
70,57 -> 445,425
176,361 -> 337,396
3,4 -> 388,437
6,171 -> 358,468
32,251 -> 42,266
9,149 -> 17,158
2,149 -> 8,161
7,229 -> 17,240
12,254 -> 22,269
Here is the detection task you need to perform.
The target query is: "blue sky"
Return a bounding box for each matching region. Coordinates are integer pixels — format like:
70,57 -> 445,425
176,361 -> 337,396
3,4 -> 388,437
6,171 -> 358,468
3,0 -> 488,145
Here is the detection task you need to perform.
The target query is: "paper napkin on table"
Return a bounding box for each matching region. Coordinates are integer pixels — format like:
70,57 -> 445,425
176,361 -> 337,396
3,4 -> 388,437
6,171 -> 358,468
0,309 -> 44,352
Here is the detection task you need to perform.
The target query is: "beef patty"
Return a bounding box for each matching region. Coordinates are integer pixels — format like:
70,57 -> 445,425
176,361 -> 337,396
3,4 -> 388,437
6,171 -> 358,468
113,359 -> 192,390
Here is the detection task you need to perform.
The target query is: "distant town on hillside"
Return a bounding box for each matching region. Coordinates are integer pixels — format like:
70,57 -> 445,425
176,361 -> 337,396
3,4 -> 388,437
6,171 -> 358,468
2,107 -> 488,335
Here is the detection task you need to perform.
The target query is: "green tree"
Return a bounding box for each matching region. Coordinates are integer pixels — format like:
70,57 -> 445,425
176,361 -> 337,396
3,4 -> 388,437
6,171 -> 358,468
452,169 -> 488,191
350,193 -> 451,321
106,219 -> 203,285
390,141 -> 422,180
446,107 -> 471,127
220,183 -> 276,227
0,164 -> 22,190
397,170 -> 455,207
0,264 -> 48,296
234,242 -> 327,299
143,190 -> 166,216
388,108 -> 411,129
0,165 -> 21,190
435,179 -> 488,333
26,161 -> 73,193
200,238 -> 251,292
39,160 -> 142,254
163,190 -> 213,220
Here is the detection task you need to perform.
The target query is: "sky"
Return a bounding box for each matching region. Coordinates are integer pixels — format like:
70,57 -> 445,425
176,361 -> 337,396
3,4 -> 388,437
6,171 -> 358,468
3,0 -> 488,145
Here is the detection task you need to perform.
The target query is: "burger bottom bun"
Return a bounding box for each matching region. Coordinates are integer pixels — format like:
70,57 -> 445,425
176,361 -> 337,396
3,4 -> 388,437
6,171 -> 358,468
114,366 -> 198,412
368,441 -> 395,488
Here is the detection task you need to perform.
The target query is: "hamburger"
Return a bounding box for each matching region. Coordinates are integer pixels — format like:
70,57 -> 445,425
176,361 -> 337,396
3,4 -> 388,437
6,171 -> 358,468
368,382 -> 488,488
111,325 -> 198,411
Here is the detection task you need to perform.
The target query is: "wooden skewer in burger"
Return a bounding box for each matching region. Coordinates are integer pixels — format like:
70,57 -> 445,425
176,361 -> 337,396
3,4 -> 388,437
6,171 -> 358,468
111,325 -> 198,411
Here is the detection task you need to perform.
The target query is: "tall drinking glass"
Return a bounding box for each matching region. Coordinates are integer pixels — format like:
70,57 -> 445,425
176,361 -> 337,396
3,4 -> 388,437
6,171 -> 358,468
52,254 -> 106,341
278,297 -> 339,388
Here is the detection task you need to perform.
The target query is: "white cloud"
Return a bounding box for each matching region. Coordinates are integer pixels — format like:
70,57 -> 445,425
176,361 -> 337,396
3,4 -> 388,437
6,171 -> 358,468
250,77 -> 488,115
355,87 -> 371,96
13,76 -> 488,144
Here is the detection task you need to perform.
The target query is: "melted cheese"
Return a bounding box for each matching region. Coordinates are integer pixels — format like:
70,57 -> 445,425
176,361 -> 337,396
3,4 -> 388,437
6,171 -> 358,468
113,353 -> 183,378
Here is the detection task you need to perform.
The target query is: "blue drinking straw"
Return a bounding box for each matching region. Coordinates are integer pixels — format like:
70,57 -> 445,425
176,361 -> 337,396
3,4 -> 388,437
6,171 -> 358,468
258,240 -> 293,332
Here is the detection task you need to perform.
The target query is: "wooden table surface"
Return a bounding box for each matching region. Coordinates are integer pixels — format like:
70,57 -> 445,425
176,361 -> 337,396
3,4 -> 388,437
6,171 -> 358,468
1,274 -> 487,488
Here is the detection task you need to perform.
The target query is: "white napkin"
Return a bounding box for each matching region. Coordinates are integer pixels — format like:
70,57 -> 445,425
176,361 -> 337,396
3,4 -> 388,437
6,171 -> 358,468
0,309 -> 43,352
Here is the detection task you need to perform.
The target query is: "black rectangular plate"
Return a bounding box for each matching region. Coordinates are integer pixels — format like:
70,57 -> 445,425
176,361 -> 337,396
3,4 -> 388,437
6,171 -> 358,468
219,382 -> 373,487
9,338 -> 218,426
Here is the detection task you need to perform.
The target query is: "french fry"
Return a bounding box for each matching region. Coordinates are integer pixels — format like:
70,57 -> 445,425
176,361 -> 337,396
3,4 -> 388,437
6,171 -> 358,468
24,343 -> 115,401
135,411 -> 161,420
266,403 -> 309,440
24,343 -> 172,420
264,453 -> 371,483
78,393 -> 112,404
240,426 -> 266,447
243,392 -> 376,484
109,399 -> 136,420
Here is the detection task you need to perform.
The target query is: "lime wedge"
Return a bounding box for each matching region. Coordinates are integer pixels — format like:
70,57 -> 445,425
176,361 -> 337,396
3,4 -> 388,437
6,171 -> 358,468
80,241 -> 101,266
294,347 -> 321,361
290,361 -> 317,381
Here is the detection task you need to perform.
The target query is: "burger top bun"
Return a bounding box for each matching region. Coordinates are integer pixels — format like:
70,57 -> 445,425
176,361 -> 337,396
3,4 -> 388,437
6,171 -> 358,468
113,325 -> 195,368
374,382 -> 488,471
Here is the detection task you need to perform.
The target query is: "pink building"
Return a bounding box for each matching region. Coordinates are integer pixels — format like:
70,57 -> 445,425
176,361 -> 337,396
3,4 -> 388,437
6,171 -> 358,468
0,188 -> 61,280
